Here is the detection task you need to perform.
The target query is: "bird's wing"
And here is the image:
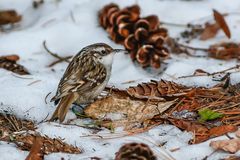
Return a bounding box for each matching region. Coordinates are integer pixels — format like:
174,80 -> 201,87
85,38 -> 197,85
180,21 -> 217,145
51,54 -> 107,102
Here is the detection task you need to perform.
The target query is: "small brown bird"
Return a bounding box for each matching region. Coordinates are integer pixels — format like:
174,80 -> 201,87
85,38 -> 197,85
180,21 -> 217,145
50,43 -> 124,122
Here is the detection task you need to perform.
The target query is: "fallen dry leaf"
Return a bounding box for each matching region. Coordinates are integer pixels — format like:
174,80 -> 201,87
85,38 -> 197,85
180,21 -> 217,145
210,139 -> 240,153
193,69 -> 210,76
169,119 -> 237,144
85,94 -> 175,130
94,79 -> 240,142
213,9 -> 231,39
169,119 -> 210,144
200,23 -> 220,40
209,125 -> 237,137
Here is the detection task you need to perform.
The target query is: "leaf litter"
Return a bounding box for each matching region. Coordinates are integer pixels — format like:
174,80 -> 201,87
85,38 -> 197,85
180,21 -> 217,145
85,78 -> 240,144
0,113 -> 81,158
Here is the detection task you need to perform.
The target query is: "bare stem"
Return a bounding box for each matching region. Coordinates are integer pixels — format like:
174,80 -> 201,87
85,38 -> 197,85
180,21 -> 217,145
177,42 -> 209,52
48,56 -> 72,67
179,65 -> 240,79
43,40 -> 72,66
160,21 -> 187,27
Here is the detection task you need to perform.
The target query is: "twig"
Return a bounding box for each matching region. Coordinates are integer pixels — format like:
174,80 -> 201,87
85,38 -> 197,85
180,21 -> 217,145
62,122 -> 102,131
178,65 -> 240,79
45,92 -> 52,104
162,12 -> 240,28
41,18 -> 56,28
48,55 -> 72,67
37,113 -> 49,124
160,21 -> 187,27
11,73 -> 33,79
191,12 -> 240,24
202,149 -> 218,160
169,38 -> 209,57
214,102 -> 240,112
70,10 -> 76,23
134,135 -> 176,160
225,133 -> 234,139
3,114 -> 19,132
43,40 -> 70,62
10,115 -> 21,131
43,40 -> 72,66
177,42 -> 209,52
121,80 -> 138,84
27,80 -> 42,86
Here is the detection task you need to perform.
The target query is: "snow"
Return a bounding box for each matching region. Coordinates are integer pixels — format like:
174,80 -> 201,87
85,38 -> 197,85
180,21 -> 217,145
1,0 -> 240,159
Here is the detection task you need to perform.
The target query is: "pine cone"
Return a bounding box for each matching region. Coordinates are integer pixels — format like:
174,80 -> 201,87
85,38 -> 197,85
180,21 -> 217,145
208,42 -> 240,60
115,143 -> 157,160
0,55 -> 30,75
127,79 -> 190,100
0,10 -> 22,25
99,4 -> 169,68
99,3 -> 140,44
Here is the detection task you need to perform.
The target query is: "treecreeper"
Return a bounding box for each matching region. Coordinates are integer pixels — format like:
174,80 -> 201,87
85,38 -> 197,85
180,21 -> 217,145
50,43 -> 124,122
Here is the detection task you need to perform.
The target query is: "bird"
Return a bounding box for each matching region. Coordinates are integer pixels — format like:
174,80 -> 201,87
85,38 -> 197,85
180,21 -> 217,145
49,43 -> 124,122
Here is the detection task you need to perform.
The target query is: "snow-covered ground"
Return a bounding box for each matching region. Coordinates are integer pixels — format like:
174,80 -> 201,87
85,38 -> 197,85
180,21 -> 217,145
1,0 -> 240,159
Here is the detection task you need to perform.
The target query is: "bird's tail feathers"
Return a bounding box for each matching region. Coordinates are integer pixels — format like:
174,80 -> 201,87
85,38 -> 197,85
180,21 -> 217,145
49,93 -> 77,123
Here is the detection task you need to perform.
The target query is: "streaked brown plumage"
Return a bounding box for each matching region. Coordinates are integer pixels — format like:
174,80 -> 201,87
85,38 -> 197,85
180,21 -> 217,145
50,43 -> 123,122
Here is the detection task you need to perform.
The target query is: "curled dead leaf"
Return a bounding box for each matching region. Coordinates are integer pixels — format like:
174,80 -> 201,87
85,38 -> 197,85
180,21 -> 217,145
193,69 -> 210,76
213,9 -> 231,39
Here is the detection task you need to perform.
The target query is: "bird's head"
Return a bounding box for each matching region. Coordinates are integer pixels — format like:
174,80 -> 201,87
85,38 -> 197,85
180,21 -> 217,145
84,43 -> 126,66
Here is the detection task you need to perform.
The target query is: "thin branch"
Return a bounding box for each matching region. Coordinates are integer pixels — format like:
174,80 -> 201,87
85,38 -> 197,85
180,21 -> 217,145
160,21 -> 187,27
70,10 -> 76,23
178,65 -> 240,79
177,42 -> 209,52
43,41 -> 70,64
3,114 -> 19,132
202,149 -> 218,160
48,55 -> 72,67
37,113 -> 49,124
45,92 -> 52,104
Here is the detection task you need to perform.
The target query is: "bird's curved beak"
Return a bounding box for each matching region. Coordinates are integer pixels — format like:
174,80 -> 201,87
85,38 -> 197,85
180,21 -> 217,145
112,49 -> 128,54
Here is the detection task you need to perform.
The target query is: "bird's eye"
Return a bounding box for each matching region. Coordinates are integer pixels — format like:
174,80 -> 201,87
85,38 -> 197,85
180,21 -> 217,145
101,50 -> 106,55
